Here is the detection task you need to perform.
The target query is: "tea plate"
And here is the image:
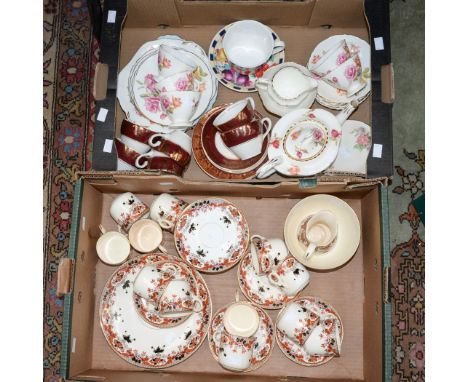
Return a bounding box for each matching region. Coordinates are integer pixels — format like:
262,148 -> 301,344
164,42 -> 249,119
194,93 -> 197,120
208,303 -> 275,372
284,194 -> 361,270
99,253 -> 212,368
238,251 -> 297,309
307,35 -> 371,110
326,120 -> 372,176
174,198 -> 249,273
132,260 -> 201,328
208,24 -> 285,92
276,296 -> 343,366
266,109 -> 341,177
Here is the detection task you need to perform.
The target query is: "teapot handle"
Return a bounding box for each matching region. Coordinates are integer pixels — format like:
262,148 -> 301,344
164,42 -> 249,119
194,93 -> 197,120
256,156 -> 283,179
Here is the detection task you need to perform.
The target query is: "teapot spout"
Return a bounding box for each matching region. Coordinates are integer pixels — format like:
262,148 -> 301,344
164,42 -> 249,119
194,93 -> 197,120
336,100 -> 358,125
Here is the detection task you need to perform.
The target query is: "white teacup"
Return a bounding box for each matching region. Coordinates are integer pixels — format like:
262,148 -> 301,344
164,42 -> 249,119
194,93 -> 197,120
150,193 -> 188,231
250,234 -> 289,275
223,20 -> 285,74
159,90 -> 201,127
109,192 -> 150,232
158,45 -> 197,78
303,314 -> 342,356
95,225 -> 130,265
128,219 -> 166,253
267,257 -> 310,296
309,39 -> 351,78
133,263 -> 179,301
277,302 -> 320,346
228,118 -> 272,160
155,70 -> 195,93
322,54 -> 366,96
299,211 -> 338,259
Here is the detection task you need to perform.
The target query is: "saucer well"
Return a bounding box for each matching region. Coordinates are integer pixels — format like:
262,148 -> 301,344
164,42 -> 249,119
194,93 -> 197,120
275,296 -> 343,367
284,194 -> 361,270
208,24 -> 285,93
174,198 -> 249,273
99,253 -> 211,368
208,302 -> 275,372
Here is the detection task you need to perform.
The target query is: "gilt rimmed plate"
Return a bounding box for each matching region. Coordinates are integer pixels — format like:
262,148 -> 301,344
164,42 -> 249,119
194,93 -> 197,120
208,24 -> 285,92
275,296 -> 343,367
307,35 -> 371,110
174,198 -> 249,273
208,302 -> 275,372
132,260 -> 199,328
99,253 -> 212,368
237,251 -> 297,310
266,109 -> 342,177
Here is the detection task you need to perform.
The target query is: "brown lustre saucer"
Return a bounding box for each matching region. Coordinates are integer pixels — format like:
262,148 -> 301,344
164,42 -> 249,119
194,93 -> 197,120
192,105 -> 268,179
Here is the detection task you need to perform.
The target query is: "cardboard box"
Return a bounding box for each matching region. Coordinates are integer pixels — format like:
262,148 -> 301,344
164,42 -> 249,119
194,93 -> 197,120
92,0 -> 394,181
58,173 -> 392,381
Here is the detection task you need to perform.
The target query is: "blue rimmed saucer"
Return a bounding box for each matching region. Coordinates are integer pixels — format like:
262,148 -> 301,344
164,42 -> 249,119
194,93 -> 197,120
208,24 -> 285,93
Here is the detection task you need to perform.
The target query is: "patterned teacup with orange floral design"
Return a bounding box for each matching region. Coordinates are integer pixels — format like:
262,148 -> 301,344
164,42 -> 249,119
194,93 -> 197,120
109,192 -> 150,232
133,263 -> 179,301
250,234 -> 289,275
150,193 -> 188,232
277,301 -> 320,346
303,313 -> 342,356
159,90 -> 201,128
158,44 -> 197,78
267,257 -> 310,296
158,279 -> 203,317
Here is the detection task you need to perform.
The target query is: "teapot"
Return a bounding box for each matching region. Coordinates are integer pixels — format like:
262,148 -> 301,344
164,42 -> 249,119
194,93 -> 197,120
256,63 -> 318,116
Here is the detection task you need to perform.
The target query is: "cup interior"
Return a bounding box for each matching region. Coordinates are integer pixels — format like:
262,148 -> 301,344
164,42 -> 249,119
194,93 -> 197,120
128,219 -> 163,252
213,98 -> 250,127
96,232 -> 130,265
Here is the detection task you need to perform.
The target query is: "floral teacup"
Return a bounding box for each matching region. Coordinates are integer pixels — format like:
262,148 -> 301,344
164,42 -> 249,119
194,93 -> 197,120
250,234 -> 289,275
322,54 -> 366,96
155,70 -> 195,93
150,193 -> 188,232
158,44 -> 197,78
277,301 -> 320,346
303,314 -> 342,356
133,263 -> 179,301
267,257 -> 310,296
160,90 -> 201,127
109,192 -> 150,232
309,39 -> 351,78
158,278 -> 203,317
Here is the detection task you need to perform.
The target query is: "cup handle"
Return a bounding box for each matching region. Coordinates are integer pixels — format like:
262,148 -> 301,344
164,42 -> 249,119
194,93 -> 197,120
272,40 -> 286,55
267,272 -> 282,288
135,153 -> 151,169
256,156 -> 283,179
99,224 -> 106,235
250,241 -> 261,275
148,133 -> 164,148
260,118 -> 272,138
192,297 -> 203,313
304,243 -> 317,260
157,217 -> 173,230
158,244 -> 168,254
246,96 -> 255,110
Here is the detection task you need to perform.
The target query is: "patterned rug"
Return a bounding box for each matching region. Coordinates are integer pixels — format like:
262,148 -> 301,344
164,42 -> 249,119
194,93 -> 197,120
42,1 -> 424,381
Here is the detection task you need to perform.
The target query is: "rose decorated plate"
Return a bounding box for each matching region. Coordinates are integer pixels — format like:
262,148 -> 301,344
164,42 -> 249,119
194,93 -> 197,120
307,35 -> 371,110
208,24 -> 285,93
265,109 -> 342,177
238,251 -> 298,310
208,302 -> 275,372
275,296 -> 343,367
174,198 -> 249,273
99,253 -> 212,368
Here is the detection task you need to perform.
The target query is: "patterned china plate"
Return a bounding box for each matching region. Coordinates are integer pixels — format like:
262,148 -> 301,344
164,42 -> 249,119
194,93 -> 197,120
208,303 -> 275,372
307,35 -> 371,110
99,253 -> 212,368
266,109 -> 341,177
132,260 -> 200,328
208,24 -> 285,92
276,296 -> 343,366
238,251 -> 297,310
174,198 -> 249,273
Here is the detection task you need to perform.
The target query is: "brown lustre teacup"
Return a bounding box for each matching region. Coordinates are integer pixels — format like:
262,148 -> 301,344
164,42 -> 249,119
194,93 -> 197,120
213,97 -> 256,132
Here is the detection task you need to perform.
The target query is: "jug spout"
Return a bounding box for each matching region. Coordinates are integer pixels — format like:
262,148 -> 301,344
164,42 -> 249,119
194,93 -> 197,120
336,100 -> 358,125
307,76 -> 318,91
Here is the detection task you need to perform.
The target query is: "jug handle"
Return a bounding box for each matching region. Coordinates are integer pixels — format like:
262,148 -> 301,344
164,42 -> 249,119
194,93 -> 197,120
255,77 -> 270,90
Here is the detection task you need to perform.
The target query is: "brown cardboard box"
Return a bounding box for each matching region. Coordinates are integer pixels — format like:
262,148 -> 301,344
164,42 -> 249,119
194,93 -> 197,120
59,173 -> 389,381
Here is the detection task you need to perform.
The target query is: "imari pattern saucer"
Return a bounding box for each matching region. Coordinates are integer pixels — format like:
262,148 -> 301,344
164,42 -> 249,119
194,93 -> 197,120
208,24 -> 285,92
208,303 -> 275,372
99,253 -> 212,368
275,296 -> 343,367
174,198 -> 249,273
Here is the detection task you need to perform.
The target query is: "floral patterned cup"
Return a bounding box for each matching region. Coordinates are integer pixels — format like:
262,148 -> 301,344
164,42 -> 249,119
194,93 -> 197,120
267,257 -> 310,296
277,301 -> 320,346
322,54 -> 366,96
303,314 -> 342,356
250,234 -> 289,275
158,279 -> 203,317
159,90 -> 201,128
158,44 -> 197,78
155,70 -> 195,93
309,39 -> 351,78
109,192 -> 150,232
133,263 -> 179,301
150,193 -> 188,232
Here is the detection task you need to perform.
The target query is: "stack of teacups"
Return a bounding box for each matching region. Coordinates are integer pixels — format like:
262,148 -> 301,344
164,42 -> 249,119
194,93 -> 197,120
309,39 -> 366,97
212,97 -> 272,160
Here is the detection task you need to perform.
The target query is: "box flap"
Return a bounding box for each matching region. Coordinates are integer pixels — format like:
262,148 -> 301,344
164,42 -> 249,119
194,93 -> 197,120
381,64 -> 394,104
93,63 -> 109,101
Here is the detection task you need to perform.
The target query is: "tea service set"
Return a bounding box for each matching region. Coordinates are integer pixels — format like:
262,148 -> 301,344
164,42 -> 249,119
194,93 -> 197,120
97,189 -> 360,371
115,21 -> 372,178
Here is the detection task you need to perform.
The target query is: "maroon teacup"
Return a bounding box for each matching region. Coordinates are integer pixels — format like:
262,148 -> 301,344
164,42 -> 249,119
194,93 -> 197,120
212,97 -> 256,132
115,138 -> 141,169
220,120 -> 262,148
138,156 -> 185,176
148,132 -> 192,168
120,119 -> 154,144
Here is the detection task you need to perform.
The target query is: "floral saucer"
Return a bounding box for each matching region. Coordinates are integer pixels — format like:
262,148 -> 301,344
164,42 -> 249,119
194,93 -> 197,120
307,35 -> 371,110
208,302 -> 275,372
276,296 -> 343,367
208,24 -> 285,92
174,198 -> 249,273
132,260 -> 201,328
238,251 -> 296,309
99,253 -> 212,368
